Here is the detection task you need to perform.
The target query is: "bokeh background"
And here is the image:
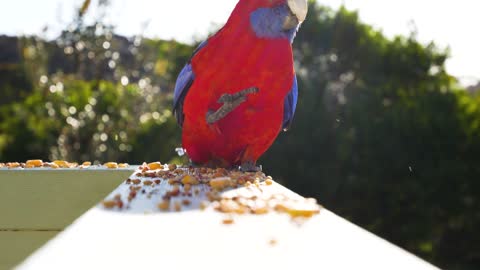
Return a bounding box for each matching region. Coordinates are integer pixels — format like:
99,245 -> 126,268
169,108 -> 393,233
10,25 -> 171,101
1,1 -> 479,269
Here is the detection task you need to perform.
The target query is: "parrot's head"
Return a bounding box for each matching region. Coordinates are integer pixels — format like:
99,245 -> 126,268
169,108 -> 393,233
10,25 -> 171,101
230,0 -> 308,43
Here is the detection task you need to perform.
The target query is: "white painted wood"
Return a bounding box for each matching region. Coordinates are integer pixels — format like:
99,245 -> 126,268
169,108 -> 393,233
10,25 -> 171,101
16,170 -> 439,270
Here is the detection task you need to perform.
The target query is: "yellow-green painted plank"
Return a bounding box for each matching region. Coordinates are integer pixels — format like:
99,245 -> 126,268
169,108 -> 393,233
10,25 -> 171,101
0,231 -> 59,270
0,169 -> 133,230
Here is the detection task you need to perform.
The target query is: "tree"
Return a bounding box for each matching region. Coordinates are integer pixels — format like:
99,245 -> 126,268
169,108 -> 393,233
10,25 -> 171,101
262,3 -> 479,269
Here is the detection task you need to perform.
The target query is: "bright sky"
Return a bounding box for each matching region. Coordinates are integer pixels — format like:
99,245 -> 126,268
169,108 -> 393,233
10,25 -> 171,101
1,0 -> 478,85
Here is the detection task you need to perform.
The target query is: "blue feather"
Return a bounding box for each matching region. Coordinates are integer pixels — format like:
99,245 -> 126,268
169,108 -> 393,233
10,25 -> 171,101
250,5 -> 298,43
282,74 -> 298,130
173,40 -> 208,126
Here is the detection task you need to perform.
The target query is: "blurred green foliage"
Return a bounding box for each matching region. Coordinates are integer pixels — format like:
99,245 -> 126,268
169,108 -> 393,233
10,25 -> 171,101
0,1 -> 479,269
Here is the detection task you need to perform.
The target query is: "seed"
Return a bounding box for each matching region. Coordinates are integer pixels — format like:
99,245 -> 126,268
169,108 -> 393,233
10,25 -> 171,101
276,201 -> 321,218
104,162 -> 118,169
128,191 -> 137,201
269,239 -> 278,246
209,177 -> 232,190
181,175 -> 199,185
265,179 -> 273,185
182,199 -> 191,206
218,199 -> 239,213
118,163 -> 129,168
145,172 -> 156,178
158,200 -> 170,211
206,191 -> 220,202
143,180 -> 153,186
222,217 -> 234,225
26,160 -> 43,167
116,199 -> 124,209
168,186 -> 180,197
184,184 -> 191,192
147,162 -> 162,170
174,201 -> 182,212
82,161 -> 92,166
200,201 -> 209,210
168,164 -> 177,171
46,163 -> 60,169
7,162 -> 21,168
253,207 -> 269,215
53,160 -> 70,168
131,179 -> 141,185
130,186 -> 141,191
154,180 -> 161,185
102,200 -> 116,209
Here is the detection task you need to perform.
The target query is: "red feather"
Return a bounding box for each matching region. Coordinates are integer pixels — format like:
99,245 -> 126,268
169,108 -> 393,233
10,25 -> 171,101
182,0 -> 294,166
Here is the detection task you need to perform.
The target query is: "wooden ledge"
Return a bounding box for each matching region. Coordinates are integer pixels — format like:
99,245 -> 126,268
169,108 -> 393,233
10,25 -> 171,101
13,167 -> 438,270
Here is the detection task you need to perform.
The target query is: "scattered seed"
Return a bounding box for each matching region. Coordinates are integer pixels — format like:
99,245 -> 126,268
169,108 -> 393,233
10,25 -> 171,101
7,162 -> 21,168
26,160 -> 43,167
53,160 -> 70,168
104,162 -> 118,169
131,179 -> 141,185
200,201 -> 209,210
147,162 -> 162,170
158,200 -> 170,211
222,217 -> 234,225
143,180 -> 153,186
102,200 -> 117,209
209,177 -> 232,190
269,239 -> 278,246
174,201 -> 182,212
182,175 -> 199,185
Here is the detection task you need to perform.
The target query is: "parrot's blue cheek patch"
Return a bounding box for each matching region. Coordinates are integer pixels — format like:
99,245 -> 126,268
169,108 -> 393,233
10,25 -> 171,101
250,6 -> 298,43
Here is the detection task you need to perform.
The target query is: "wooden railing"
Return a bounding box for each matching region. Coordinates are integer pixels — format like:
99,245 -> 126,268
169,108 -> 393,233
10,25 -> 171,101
1,165 -> 438,270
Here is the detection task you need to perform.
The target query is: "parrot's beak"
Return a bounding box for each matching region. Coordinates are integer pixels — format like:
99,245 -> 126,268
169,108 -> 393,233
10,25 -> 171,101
283,0 -> 308,30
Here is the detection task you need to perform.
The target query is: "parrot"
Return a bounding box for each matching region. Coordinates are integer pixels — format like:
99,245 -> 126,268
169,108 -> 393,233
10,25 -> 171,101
173,0 -> 307,171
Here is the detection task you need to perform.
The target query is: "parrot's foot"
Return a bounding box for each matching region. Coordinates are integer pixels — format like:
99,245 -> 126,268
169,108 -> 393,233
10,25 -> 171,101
188,160 -> 201,168
239,161 -> 262,172
206,87 -> 259,124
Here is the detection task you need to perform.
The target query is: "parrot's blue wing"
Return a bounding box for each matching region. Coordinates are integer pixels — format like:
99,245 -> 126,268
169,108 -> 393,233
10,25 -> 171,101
282,74 -> 298,131
173,40 -> 208,126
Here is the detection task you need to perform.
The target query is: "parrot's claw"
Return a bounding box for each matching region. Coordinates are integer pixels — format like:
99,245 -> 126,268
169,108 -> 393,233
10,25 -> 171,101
240,161 -> 262,172
206,87 -> 259,124
188,160 -> 201,168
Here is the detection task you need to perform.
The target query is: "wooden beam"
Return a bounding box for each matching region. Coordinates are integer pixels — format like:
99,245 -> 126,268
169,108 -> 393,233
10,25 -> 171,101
16,167 -> 439,270
0,167 -> 135,269
0,231 -> 59,270
0,167 -> 135,229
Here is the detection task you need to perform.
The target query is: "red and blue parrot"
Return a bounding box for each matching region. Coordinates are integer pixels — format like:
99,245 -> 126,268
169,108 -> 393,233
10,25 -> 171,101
173,0 -> 307,171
